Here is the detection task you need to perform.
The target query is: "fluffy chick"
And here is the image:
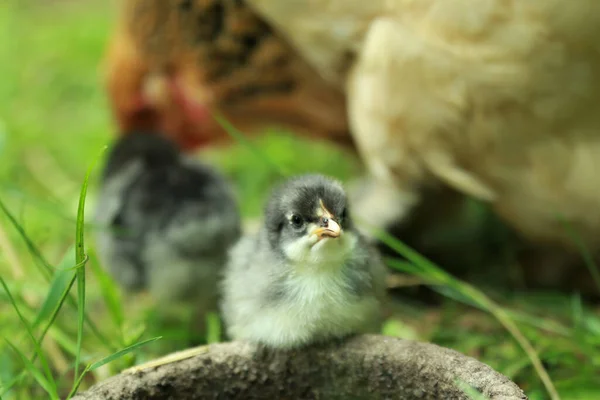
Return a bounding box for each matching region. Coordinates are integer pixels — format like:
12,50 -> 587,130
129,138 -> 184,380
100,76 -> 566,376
94,131 -> 241,313
221,174 -> 387,349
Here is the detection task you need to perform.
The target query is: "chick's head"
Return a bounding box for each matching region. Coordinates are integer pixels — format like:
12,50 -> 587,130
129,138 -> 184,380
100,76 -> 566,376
263,174 -> 358,268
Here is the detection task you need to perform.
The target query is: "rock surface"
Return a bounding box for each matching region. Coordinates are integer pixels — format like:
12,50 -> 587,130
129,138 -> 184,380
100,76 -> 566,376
74,335 -> 527,400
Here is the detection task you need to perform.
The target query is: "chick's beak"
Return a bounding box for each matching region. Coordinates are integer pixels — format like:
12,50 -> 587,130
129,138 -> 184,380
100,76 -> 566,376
312,217 -> 341,239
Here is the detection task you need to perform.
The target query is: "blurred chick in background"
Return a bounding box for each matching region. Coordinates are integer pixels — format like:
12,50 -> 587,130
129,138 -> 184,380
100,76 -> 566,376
221,174 -> 387,348
104,0 -> 600,293
94,131 -> 241,333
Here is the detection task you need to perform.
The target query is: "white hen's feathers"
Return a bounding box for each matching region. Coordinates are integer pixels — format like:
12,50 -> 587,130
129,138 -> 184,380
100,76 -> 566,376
249,0 -> 600,248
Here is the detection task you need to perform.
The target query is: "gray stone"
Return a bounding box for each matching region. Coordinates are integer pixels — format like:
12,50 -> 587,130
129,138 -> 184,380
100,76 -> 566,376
73,335 -> 527,400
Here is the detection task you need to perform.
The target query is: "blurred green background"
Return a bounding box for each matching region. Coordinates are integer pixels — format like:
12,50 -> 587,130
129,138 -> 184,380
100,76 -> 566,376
0,1 -> 598,399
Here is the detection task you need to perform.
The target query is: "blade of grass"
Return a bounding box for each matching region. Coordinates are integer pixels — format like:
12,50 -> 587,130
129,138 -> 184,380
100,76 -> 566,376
41,323 -> 78,358
373,227 -> 560,400
385,254 -> 559,399
21,304 -> 79,358
73,147 -> 105,382
455,380 -> 490,400
37,257 -> 87,349
387,263 -> 572,336
88,336 -> 162,371
559,218 -> 600,295
0,197 -> 112,350
33,246 -> 77,328
0,197 -> 53,280
74,265 -> 85,381
87,248 -> 124,341
65,336 -> 162,399
74,299 -> 112,349
214,114 -> 289,177
4,340 -> 59,400
0,347 -> 16,395
0,183 -> 77,222
0,370 -> 23,397
205,312 -> 221,344
571,293 -> 583,328
0,277 -> 55,392
1,149 -> 108,396
0,263 -> 85,396
503,310 -> 571,337
65,365 -> 90,400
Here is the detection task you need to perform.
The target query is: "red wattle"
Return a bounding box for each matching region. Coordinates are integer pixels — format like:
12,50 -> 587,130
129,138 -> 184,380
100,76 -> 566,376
167,78 -> 212,125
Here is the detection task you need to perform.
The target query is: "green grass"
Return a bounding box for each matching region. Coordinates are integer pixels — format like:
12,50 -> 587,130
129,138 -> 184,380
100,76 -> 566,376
0,1 -> 599,399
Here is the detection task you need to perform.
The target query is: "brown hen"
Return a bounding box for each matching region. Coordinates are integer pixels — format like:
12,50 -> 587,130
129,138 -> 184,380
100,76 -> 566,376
104,0 -> 600,294
105,0 -> 352,151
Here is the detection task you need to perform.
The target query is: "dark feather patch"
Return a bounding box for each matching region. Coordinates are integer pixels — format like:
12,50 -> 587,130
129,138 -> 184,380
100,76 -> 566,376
98,131 -> 241,296
264,174 -> 351,252
101,131 -> 179,181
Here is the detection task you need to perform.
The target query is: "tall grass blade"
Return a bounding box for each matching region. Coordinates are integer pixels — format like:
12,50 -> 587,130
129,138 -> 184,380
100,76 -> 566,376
78,304 -> 113,351
455,380 -> 490,400
87,248 -> 124,339
41,324 -> 78,358
560,218 -> 600,295
65,336 -> 162,399
0,277 -> 55,392
33,246 -> 77,328
88,336 -> 162,371
1,262 -> 86,396
73,148 -> 105,382
372,227 -> 560,400
0,197 -> 52,279
38,266 -> 83,349
0,183 -> 77,222
75,268 -> 85,380
4,340 -> 59,400
214,114 -> 289,177
205,312 -> 221,344
65,365 -> 90,400
388,257 -> 573,336
0,198 -> 111,350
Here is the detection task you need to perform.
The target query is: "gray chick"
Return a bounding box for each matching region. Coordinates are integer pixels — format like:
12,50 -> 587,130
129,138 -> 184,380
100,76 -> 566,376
94,131 -> 241,314
221,174 -> 387,349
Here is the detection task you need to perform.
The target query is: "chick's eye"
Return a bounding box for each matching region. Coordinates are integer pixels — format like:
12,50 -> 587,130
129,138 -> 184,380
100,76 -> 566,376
340,207 -> 348,221
290,214 -> 303,228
